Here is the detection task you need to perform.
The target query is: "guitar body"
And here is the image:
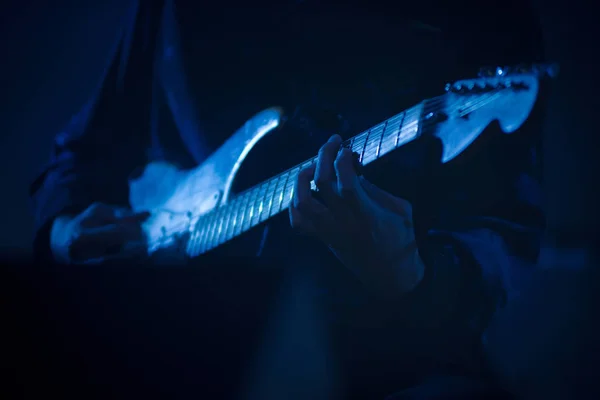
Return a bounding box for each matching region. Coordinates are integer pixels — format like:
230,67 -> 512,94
129,107 -> 284,260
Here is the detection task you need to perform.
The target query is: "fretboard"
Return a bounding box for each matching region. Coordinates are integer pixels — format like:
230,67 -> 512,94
185,101 -> 425,257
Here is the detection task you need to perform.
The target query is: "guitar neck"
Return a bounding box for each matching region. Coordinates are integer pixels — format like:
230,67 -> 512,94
185,101 -> 426,257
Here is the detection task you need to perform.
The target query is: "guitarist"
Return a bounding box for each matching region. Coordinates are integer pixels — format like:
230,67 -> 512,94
29,0 -> 547,398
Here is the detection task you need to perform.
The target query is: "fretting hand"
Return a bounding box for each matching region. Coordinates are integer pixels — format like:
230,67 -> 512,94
289,134 -> 424,297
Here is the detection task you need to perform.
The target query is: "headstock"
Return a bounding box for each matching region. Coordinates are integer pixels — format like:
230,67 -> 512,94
433,63 -> 558,163
445,63 -> 559,95
477,63 -> 559,79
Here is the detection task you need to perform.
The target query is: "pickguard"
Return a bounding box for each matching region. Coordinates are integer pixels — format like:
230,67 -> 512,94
129,107 -> 283,254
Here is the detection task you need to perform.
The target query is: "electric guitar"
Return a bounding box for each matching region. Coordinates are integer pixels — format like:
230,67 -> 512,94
128,63 -> 558,262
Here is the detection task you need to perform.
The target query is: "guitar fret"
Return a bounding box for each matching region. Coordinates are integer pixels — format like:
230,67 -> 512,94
218,202 -> 233,245
251,182 -> 269,228
233,195 -> 246,236
239,187 -> 254,232
196,217 -> 209,255
182,101 -> 429,258
208,206 -> 226,250
398,104 -> 422,147
188,217 -> 206,257
262,177 -> 279,222
273,171 -> 290,216
256,182 -> 269,224
200,206 -> 220,253
395,109 -> 408,147
235,191 -> 250,237
243,192 -> 255,232
210,210 -> 223,249
347,136 -> 356,153
363,123 -> 385,164
224,196 -> 241,241
376,120 -> 387,159
195,211 -> 211,254
212,205 -> 230,250
283,167 -> 300,208
381,112 -> 403,154
351,133 -> 364,155
360,128 -> 371,163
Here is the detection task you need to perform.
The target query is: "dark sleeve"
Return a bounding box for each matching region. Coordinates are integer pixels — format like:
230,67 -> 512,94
29,0 -> 166,259
403,124 -> 546,333
409,212 -> 543,331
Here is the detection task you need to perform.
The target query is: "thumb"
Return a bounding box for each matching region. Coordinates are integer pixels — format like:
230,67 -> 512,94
360,177 -> 412,217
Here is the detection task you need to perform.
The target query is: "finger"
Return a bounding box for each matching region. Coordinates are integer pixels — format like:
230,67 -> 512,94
70,221 -> 146,262
334,147 -> 360,197
333,147 -> 373,215
289,202 -> 338,245
80,203 -> 148,227
314,134 -> 343,205
360,177 -> 412,217
293,164 -> 328,215
291,166 -> 335,238
289,204 -> 316,234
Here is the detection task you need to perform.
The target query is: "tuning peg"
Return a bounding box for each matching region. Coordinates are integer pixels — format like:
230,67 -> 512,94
478,66 -> 496,77
479,66 -> 512,77
495,66 -> 507,77
446,82 -> 487,94
454,84 -> 469,93
445,83 -> 463,93
514,64 -> 529,74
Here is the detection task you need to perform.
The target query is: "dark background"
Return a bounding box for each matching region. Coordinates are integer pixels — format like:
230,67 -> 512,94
0,0 -> 597,255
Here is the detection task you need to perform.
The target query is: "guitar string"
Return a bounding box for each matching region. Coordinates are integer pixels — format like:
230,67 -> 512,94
145,90 -> 495,255
183,87 -> 513,256
165,87 -> 506,249
148,96 -> 443,248
129,87 -> 506,257
182,72 -> 550,246
147,88 -> 507,256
